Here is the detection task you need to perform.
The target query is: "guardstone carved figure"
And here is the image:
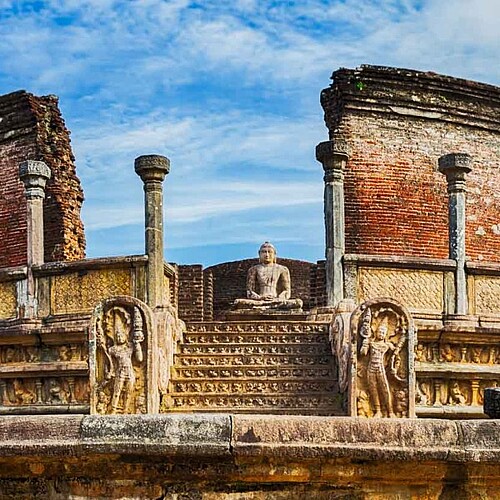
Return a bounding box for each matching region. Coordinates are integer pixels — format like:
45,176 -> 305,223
360,314 -> 398,418
234,242 -> 302,311
91,299 -> 147,414
350,299 -> 415,418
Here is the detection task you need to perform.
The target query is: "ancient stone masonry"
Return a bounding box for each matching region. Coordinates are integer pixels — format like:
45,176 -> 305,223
164,320 -> 342,415
2,69 -> 500,497
0,90 -> 85,268
320,65 -> 500,262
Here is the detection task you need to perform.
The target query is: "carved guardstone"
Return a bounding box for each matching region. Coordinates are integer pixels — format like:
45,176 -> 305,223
89,297 -> 156,414
349,298 -> 415,418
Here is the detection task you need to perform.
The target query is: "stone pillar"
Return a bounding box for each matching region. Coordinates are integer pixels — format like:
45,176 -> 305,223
135,155 -> 170,309
19,160 -> 51,266
19,160 -> 51,318
438,153 -> 472,315
316,138 -> 349,307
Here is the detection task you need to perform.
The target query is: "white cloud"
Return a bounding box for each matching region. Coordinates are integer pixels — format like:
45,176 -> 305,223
1,0 -> 499,265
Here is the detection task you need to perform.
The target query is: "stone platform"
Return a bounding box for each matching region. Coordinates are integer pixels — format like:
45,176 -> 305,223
0,414 -> 499,499
164,320 -> 342,415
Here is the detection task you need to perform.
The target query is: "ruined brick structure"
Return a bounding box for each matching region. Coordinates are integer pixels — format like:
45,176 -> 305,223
321,66 -> 500,261
0,91 -> 85,268
1,69 -> 500,498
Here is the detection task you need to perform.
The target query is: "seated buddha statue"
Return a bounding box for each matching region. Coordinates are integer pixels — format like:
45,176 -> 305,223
234,242 -> 303,310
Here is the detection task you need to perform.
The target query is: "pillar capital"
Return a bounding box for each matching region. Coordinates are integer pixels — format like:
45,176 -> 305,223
316,139 -> 349,183
19,160 -> 51,199
134,155 -> 170,184
438,153 -> 472,193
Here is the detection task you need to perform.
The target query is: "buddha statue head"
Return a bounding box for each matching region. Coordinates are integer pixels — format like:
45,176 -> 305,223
258,242 -> 277,265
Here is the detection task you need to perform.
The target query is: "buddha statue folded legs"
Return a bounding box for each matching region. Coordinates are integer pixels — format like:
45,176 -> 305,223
233,242 -> 303,311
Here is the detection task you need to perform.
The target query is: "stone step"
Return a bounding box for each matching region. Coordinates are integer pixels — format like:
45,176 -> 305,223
165,407 -> 341,416
165,393 -> 341,413
175,353 -> 333,367
185,321 -> 329,334
170,379 -> 337,394
182,333 -> 328,345
173,365 -> 335,379
169,321 -> 338,415
179,343 -> 330,355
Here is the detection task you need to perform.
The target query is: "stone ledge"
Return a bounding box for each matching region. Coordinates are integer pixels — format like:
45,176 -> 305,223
344,253 -> 456,271
232,415 -> 500,463
0,414 -> 499,464
32,255 -> 148,276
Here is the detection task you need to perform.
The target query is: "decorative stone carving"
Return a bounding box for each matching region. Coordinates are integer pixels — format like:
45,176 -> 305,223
90,296 -> 154,414
52,269 -> 132,315
156,305 -> 186,412
19,160 -> 51,199
475,275 -> 500,314
358,268 -> 443,313
0,281 -> 17,320
233,242 -> 303,311
330,299 -> 356,393
349,298 -> 415,418
0,377 -> 88,406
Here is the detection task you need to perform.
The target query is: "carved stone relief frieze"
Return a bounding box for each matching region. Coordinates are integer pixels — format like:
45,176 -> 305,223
414,342 -> 500,365
0,281 -> 17,320
0,344 -> 87,364
89,296 -> 154,415
0,377 -> 89,407
171,394 -> 339,409
350,298 -> 415,418
414,378 -> 499,408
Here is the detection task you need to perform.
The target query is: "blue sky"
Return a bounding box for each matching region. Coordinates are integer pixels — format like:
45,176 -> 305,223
1,0 -> 499,266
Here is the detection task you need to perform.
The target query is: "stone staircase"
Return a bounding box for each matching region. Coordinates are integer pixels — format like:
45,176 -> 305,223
165,320 -> 342,415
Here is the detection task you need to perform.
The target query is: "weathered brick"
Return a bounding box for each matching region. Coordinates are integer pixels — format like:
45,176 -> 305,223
0,90 -> 85,268
320,65 -> 500,262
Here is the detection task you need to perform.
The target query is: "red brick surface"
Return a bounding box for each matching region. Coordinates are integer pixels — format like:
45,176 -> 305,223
321,66 -> 500,262
177,265 -> 204,322
0,91 -> 85,268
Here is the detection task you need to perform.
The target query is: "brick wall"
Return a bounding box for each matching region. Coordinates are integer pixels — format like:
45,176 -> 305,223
320,66 -> 500,262
311,259 -> 327,308
0,90 -> 85,268
177,265 -> 204,322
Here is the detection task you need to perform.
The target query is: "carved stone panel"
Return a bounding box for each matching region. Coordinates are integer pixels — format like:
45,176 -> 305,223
0,281 -> 17,320
330,299 -> 356,393
89,296 -> 154,414
52,269 -> 131,315
0,377 -> 89,407
475,276 -> 500,314
349,298 -> 415,418
358,268 -> 443,313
